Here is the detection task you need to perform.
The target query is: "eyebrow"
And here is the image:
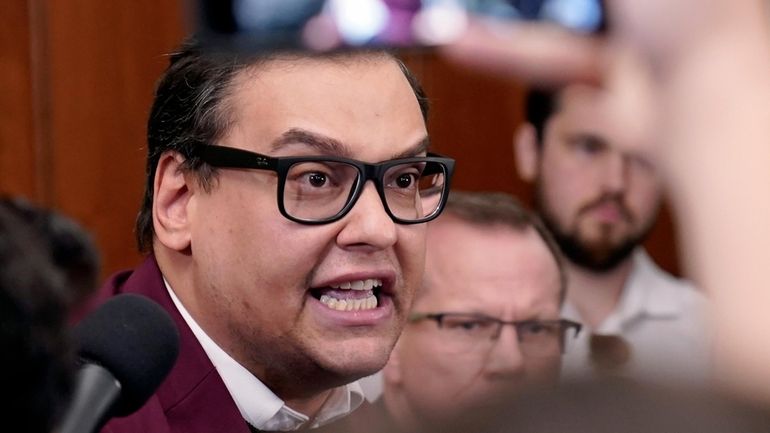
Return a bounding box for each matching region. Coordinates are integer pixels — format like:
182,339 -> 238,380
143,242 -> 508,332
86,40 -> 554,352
270,128 -> 351,157
270,127 -> 431,160
567,132 -> 609,149
391,136 -> 431,159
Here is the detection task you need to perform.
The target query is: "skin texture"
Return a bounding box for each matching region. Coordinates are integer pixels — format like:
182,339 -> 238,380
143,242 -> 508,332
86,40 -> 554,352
151,55 -> 429,414
384,215 -> 562,428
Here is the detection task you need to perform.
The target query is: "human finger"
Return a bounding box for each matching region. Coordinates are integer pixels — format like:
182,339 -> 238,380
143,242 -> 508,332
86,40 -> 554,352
441,19 -> 604,86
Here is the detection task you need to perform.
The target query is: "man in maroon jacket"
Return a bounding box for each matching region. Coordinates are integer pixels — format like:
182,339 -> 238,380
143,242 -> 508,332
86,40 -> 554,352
90,39 -> 454,433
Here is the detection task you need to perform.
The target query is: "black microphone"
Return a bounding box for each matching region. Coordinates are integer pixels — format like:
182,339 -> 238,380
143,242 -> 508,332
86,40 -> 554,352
58,293 -> 180,433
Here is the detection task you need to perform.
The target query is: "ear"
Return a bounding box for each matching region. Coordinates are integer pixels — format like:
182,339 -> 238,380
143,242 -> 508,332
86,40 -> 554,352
514,123 -> 540,183
152,151 -> 194,252
382,339 -> 404,387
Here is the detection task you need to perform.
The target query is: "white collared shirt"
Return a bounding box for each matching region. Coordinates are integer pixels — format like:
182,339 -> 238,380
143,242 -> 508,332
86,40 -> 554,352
165,280 -> 364,431
561,250 -> 712,386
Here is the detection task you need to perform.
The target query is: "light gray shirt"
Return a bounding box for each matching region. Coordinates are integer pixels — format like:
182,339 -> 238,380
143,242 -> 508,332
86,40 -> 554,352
561,250 -> 711,386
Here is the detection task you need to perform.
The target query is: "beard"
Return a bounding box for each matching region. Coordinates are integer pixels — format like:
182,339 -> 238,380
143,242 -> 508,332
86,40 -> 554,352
534,185 -> 657,273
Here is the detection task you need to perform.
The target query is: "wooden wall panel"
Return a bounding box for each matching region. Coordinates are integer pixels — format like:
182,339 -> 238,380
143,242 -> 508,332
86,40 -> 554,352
43,0 -> 186,275
0,1 -> 38,200
410,54 -> 528,198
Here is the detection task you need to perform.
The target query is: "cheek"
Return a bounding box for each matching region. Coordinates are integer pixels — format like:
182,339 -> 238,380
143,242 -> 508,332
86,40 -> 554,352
395,227 -> 427,291
403,347 -> 481,405
192,186 -> 267,251
524,355 -> 561,383
398,224 -> 427,259
192,202 -> 332,313
626,176 -> 662,219
540,167 -> 589,222
401,333 -> 470,375
541,147 -> 606,197
198,189 -> 331,268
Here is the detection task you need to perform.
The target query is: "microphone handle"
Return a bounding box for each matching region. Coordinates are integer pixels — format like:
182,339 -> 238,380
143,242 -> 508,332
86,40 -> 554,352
59,364 -> 122,433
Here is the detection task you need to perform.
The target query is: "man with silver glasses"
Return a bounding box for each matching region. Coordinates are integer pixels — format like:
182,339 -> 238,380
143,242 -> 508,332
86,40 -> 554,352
85,39 -> 454,433
337,191 -> 580,432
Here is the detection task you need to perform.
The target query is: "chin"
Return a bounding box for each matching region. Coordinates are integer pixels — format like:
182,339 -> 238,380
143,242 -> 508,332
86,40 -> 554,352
313,337 -> 394,382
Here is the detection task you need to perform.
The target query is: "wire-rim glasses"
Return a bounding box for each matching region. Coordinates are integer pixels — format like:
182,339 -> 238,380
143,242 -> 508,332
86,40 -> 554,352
194,144 -> 455,225
409,312 -> 582,357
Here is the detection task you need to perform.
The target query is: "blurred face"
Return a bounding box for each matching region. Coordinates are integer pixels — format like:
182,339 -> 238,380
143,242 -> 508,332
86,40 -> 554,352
386,216 -> 562,422
534,86 -> 662,271
182,56 -> 428,398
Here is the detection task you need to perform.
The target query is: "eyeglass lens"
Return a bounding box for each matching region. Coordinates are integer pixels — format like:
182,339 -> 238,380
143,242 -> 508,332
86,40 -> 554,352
434,314 -> 575,357
282,160 -> 447,222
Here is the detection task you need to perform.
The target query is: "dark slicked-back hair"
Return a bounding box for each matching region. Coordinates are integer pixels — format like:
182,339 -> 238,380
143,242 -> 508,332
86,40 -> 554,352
439,191 -> 567,304
135,39 -> 429,252
525,88 -> 558,145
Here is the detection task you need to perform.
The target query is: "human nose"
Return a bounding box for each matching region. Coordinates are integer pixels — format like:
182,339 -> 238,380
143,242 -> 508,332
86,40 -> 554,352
600,151 -> 629,194
335,182 -> 398,251
483,324 -> 526,379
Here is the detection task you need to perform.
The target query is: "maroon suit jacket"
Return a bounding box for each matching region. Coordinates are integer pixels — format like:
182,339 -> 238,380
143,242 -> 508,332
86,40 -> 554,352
87,256 -> 252,433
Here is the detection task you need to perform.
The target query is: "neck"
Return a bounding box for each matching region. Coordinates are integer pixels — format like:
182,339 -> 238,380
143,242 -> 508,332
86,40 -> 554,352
565,256 -> 634,329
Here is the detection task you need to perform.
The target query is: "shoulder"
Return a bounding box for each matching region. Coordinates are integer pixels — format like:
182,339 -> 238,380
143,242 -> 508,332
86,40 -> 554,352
633,251 -> 706,300
630,250 -> 709,323
75,255 -> 167,320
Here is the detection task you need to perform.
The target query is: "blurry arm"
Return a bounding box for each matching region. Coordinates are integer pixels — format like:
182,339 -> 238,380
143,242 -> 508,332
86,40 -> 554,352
656,6 -> 770,402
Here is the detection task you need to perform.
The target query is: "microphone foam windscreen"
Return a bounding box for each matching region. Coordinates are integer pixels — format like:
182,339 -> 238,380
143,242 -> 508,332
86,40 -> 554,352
73,293 -> 180,416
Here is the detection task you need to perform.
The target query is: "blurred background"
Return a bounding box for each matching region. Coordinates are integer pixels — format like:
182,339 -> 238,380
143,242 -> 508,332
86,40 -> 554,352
0,0 -> 679,279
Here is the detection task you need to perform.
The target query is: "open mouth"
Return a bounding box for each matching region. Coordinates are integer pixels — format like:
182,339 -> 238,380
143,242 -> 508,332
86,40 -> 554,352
310,278 -> 383,312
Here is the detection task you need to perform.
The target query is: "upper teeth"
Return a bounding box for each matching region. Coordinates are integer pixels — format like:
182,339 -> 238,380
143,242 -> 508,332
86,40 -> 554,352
331,279 -> 382,291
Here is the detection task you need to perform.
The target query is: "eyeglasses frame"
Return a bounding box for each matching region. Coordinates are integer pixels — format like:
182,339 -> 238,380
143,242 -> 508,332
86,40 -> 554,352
194,144 -> 456,225
409,311 -> 583,354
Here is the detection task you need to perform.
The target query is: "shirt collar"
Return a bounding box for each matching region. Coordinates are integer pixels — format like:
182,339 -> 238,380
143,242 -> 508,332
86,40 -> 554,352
605,250 -> 686,333
621,249 -> 684,318
562,249 -> 687,333
164,279 -> 364,431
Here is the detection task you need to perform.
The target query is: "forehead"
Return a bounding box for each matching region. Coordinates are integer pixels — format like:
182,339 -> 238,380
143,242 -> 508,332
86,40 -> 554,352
545,85 -> 616,141
418,217 -> 561,315
222,55 -> 427,160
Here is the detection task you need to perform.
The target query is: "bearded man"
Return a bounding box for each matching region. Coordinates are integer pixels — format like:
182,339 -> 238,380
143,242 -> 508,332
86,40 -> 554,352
514,85 -> 710,385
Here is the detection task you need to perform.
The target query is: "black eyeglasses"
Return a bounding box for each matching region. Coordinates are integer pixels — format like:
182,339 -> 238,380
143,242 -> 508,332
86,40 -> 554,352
194,144 -> 455,225
409,312 -> 582,357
